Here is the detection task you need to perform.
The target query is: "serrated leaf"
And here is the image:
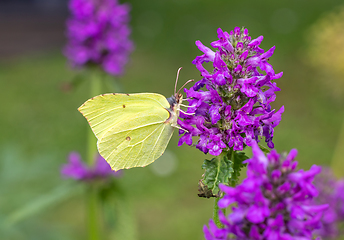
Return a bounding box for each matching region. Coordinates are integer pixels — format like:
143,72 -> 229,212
229,151 -> 249,186
201,153 -> 234,195
200,151 -> 251,197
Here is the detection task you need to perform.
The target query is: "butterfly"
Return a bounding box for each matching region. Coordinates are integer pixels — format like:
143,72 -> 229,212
78,68 -> 192,171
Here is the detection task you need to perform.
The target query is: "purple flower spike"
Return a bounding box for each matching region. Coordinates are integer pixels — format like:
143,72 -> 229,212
61,152 -> 122,181
64,0 -> 134,76
179,27 -> 283,155
93,154 -> 123,178
312,167 -> 344,239
204,142 -> 328,239
61,152 -> 89,180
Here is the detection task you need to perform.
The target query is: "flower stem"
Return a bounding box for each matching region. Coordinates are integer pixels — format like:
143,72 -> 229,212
213,197 -> 222,228
87,70 -> 102,165
212,151 -> 227,228
87,184 -> 101,240
213,149 -> 234,228
86,69 -> 102,240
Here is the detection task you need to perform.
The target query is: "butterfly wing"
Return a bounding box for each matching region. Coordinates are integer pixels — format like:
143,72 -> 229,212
78,93 -> 174,171
78,93 -> 171,140
98,110 -> 175,170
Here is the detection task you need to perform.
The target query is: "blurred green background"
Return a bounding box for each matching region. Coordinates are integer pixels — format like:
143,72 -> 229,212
1,0 -> 344,239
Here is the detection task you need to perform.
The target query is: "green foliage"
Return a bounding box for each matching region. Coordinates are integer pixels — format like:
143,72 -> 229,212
201,153 -> 233,197
200,150 -> 249,197
228,152 -> 249,187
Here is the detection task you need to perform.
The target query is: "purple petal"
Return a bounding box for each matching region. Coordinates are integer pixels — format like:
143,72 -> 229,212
192,40 -> 215,64
61,152 -> 88,180
248,36 -> 264,47
209,105 -> 221,124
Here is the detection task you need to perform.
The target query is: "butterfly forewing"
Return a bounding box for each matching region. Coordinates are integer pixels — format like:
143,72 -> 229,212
78,93 -> 170,140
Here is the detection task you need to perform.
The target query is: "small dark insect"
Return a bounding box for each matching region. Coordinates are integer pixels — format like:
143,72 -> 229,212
123,105 -> 126,108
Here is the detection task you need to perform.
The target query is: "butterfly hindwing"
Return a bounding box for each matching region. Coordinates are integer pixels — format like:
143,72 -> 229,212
98,110 -> 174,170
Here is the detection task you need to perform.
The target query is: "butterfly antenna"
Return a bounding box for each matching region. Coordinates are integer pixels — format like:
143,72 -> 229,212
174,67 -> 183,95
177,79 -> 194,95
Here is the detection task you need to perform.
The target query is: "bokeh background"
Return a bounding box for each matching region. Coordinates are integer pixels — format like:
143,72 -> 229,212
1,0 -> 344,239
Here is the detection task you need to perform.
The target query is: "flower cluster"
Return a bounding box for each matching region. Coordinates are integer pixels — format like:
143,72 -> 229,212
312,167 -> 344,239
203,142 -> 328,239
64,0 -> 133,76
178,27 -> 284,155
61,152 -> 122,181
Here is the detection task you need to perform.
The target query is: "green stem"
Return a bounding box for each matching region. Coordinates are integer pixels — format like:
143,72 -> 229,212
213,149 -> 234,228
213,197 -> 222,228
213,197 -> 227,229
86,69 -> 103,240
213,151 -> 228,228
87,184 -> 101,240
87,70 -> 102,165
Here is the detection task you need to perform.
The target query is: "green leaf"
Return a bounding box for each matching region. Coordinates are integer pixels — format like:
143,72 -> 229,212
200,152 -> 234,197
199,150 -> 250,198
229,151 -> 249,187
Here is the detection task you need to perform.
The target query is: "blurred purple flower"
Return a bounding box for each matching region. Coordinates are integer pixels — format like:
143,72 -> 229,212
179,27 -> 284,155
64,0 -> 134,76
61,152 -> 122,181
313,167 -> 344,239
203,142 -> 328,239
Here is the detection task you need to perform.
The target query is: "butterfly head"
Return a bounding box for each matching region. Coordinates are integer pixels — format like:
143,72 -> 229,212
166,67 -> 193,126
167,93 -> 183,110
165,93 -> 183,128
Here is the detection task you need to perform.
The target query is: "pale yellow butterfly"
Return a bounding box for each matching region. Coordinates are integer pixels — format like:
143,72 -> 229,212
78,68 -> 192,171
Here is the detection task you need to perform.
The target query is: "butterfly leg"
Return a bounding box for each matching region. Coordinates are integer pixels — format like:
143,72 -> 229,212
180,104 -> 196,108
171,123 -> 189,133
179,109 -> 195,116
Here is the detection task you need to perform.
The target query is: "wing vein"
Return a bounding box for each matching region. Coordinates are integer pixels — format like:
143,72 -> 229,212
145,124 -> 167,165
102,119 -> 164,136
84,106 -> 125,121
104,124 -> 163,168
132,142 -> 145,168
